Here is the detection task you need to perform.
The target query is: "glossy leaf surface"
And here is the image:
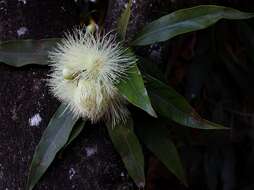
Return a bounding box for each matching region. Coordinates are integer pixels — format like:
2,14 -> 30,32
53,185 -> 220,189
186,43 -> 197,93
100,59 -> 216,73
117,64 -> 157,117
132,5 -> 254,45
145,75 -> 226,129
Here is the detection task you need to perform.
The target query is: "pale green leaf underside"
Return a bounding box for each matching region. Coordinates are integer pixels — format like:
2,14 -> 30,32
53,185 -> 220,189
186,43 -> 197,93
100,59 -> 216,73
0,38 -> 60,67
26,104 -> 79,190
117,0 -> 132,40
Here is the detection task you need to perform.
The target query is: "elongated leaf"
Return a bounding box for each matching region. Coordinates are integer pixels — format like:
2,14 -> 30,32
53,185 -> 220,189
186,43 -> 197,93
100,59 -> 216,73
136,120 -> 187,186
145,74 -> 226,129
0,38 -> 60,67
117,64 -> 157,117
26,104 -> 79,190
107,118 -> 145,188
65,119 -> 86,147
117,0 -> 132,40
132,5 -> 254,45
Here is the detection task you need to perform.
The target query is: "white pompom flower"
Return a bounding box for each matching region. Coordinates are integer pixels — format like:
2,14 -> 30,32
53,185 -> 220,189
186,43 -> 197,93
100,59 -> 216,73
48,29 -> 136,125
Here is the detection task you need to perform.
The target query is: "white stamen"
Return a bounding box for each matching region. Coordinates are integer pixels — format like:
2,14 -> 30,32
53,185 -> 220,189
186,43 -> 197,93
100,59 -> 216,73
48,29 -> 136,125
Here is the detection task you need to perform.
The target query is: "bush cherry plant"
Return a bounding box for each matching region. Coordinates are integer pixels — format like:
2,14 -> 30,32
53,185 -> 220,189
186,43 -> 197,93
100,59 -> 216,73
0,2 -> 253,190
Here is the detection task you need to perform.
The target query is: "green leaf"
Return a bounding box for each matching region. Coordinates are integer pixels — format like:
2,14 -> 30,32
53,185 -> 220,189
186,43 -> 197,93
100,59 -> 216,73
0,38 -> 60,67
117,0 -> 132,40
117,64 -> 157,117
26,104 -> 79,190
136,120 -> 187,186
132,5 -> 254,45
106,118 -> 145,188
65,119 -> 86,147
145,74 -> 226,129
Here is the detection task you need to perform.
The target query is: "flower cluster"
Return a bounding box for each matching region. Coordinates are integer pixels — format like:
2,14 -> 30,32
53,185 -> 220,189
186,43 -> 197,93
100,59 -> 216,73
48,29 -> 136,125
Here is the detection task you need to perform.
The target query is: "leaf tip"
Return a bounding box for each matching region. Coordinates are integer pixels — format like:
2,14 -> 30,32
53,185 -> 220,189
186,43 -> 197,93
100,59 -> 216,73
203,119 -> 228,130
148,106 -> 158,118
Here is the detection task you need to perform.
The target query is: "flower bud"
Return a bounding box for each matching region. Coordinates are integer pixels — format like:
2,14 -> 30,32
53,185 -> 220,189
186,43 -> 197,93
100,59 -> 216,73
86,19 -> 98,34
62,68 -> 75,80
